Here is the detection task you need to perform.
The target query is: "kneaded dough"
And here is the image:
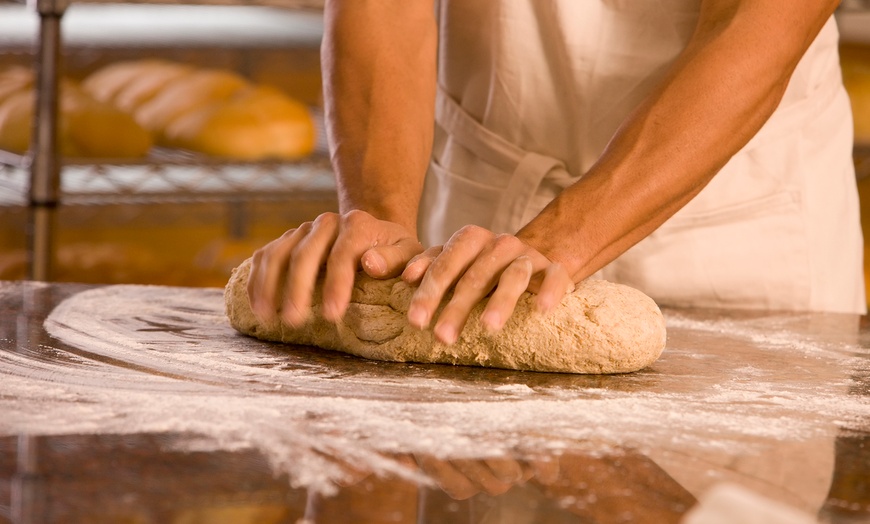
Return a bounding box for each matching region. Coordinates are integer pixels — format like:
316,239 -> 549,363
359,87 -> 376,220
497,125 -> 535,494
225,257 -> 667,374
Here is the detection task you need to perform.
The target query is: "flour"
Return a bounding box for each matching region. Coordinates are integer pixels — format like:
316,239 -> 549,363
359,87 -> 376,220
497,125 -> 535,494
1,284 -> 868,496
493,384 -> 536,395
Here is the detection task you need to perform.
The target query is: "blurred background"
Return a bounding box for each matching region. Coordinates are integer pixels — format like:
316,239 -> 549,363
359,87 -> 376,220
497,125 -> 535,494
0,1 -> 868,295
0,0 -> 333,287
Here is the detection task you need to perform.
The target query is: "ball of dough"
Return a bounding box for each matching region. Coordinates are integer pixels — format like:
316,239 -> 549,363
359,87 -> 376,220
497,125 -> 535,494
225,257 -> 667,374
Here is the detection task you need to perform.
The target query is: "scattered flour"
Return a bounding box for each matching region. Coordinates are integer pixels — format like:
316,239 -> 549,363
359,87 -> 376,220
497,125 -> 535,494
493,384 -> 536,395
0,284 -> 868,496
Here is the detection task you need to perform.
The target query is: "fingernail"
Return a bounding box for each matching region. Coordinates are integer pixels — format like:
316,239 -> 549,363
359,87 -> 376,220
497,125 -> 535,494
363,252 -> 387,275
408,304 -> 429,329
407,256 -> 430,279
481,310 -> 502,332
435,323 -> 457,345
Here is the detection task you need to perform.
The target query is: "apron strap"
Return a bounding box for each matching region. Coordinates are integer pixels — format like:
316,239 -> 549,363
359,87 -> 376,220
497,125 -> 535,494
435,87 -> 574,233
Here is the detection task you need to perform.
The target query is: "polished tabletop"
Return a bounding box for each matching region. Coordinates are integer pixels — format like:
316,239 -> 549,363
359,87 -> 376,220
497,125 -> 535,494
1,280 -> 869,523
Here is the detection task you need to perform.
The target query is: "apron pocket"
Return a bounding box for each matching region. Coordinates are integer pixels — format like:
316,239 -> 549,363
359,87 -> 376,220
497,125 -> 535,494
662,191 -> 801,230
611,190 -> 811,310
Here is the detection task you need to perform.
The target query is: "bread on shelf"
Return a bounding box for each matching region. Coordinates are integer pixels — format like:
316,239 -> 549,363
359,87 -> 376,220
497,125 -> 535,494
165,85 -> 315,160
0,67 -> 153,158
83,59 -> 316,160
82,60 -> 195,114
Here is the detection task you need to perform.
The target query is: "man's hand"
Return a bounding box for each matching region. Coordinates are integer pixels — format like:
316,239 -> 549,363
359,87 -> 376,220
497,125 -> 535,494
247,210 -> 423,327
402,225 -> 575,345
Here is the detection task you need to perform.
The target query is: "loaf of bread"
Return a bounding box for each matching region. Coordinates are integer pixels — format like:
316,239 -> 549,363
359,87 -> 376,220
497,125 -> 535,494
0,66 -> 33,103
82,60 -> 194,114
165,85 -> 315,160
0,67 -> 153,158
83,59 -> 316,160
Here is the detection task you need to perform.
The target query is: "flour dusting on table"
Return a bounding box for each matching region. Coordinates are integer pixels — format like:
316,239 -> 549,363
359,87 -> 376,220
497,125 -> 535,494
1,284 -> 868,495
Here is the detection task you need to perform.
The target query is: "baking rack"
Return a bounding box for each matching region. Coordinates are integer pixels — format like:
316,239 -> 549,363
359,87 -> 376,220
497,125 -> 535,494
3,0 -> 869,281
2,0 -> 330,281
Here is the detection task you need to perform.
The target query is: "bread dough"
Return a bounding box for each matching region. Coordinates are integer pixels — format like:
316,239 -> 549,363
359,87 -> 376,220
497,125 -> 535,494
225,257 -> 667,374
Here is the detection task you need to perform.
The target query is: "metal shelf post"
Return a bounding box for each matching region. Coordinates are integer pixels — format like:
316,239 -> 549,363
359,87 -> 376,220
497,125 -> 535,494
27,0 -> 68,281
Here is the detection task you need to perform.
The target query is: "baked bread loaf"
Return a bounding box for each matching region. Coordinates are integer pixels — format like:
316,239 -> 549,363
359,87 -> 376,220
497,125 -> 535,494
82,60 -> 194,114
0,66 -> 33,103
134,69 -> 249,139
0,67 -> 152,158
83,59 -> 316,160
165,85 -> 315,160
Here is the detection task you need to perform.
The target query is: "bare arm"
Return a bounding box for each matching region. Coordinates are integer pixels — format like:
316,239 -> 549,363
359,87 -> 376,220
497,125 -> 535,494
519,0 -> 839,280
407,0 -> 839,344
247,0 -> 436,326
323,0 -> 437,233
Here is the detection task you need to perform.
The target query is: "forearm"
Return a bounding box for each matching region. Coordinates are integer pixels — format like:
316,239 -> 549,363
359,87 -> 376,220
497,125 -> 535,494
519,0 -> 838,282
322,0 -> 437,234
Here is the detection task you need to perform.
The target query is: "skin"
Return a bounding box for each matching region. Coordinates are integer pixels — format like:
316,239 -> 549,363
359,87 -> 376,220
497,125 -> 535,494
248,0 -> 839,344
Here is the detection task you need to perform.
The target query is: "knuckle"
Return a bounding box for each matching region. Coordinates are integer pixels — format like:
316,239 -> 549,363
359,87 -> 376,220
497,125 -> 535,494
455,224 -> 486,241
425,264 -> 450,287
492,233 -> 523,253
296,222 -> 314,236
279,226 -> 301,240
342,209 -> 370,227
313,212 -> 339,228
502,257 -> 533,281
458,271 -> 489,293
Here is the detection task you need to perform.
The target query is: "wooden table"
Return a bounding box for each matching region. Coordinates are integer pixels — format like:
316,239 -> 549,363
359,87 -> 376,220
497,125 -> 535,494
1,280 -> 869,523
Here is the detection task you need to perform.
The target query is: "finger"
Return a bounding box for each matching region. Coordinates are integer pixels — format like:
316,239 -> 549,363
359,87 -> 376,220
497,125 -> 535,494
393,453 -> 420,471
320,212 -> 377,322
479,256 -> 534,333
416,455 -> 479,500
432,234 -> 529,344
401,246 -> 442,284
329,458 -> 371,488
483,457 -> 524,484
361,237 -> 424,278
533,263 -> 574,314
527,457 -> 560,486
432,257 -> 502,344
281,214 -> 341,326
408,226 -> 490,331
451,459 -> 513,496
247,228 -> 304,322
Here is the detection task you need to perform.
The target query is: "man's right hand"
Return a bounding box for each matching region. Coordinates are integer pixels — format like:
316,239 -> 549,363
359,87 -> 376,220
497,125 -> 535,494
246,209 -> 423,327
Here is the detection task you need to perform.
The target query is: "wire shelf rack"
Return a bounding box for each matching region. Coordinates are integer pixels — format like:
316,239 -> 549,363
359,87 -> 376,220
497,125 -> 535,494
0,151 -> 335,207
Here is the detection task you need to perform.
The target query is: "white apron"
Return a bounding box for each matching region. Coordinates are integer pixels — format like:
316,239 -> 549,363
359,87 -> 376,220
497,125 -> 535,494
419,0 -> 866,314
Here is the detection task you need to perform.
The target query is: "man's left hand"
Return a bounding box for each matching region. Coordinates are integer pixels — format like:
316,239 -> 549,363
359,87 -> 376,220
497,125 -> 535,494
402,225 -> 574,345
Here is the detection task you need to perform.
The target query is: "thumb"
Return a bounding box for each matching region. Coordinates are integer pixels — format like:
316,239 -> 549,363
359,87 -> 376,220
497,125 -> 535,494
361,238 -> 423,278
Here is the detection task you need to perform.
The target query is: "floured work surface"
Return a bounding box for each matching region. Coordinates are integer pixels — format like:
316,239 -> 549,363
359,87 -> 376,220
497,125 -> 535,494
1,281 -> 870,523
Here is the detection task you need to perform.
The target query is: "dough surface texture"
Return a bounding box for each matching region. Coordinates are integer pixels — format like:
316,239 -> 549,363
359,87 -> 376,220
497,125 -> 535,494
225,258 -> 667,374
